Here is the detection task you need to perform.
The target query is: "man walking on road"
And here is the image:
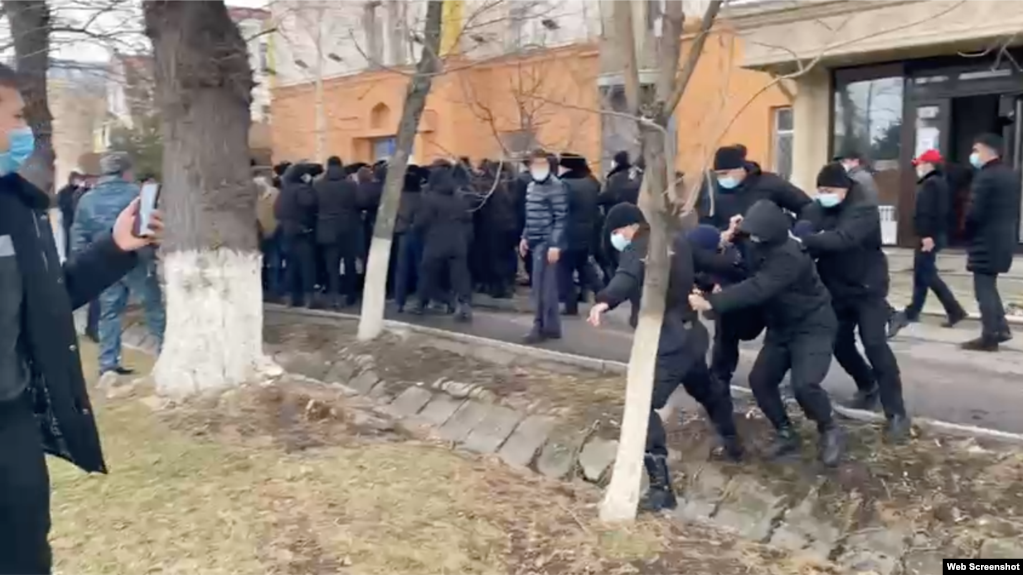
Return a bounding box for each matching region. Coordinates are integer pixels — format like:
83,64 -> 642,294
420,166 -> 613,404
520,149 -> 568,343
961,134 -> 1020,351
71,152 -> 165,376
891,150 -> 967,329
0,61 -> 165,574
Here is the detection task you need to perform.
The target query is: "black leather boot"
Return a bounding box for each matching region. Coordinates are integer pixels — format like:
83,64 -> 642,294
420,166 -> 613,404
766,426 -> 801,460
638,454 -> 677,513
884,414 -> 912,444
718,434 -> 745,462
819,424 -> 845,467
850,386 -> 879,410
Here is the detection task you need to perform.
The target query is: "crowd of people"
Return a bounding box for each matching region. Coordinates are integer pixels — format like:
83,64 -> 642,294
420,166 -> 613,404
258,148 -> 644,334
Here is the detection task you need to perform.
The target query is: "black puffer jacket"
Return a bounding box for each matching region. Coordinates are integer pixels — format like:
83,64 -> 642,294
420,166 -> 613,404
314,164 -> 362,246
708,200 -> 833,340
562,169 -> 601,251
595,229 -> 707,356
701,163 -> 811,230
599,168 -> 641,209
913,169 -> 951,241
394,171 -> 424,236
416,168 -> 473,257
522,175 -> 569,249
965,159 -> 1021,275
800,182 -> 889,302
275,163 -> 318,238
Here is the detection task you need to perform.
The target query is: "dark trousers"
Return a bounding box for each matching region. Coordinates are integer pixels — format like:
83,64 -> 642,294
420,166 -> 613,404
647,322 -> 735,456
419,252 -> 471,305
394,233 -> 423,307
905,247 -> 964,320
750,326 -> 836,432
833,297 -> 906,418
710,310 -> 765,384
974,272 -> 1010,341
86,299 -> 100,339
0,396 -> 52,575
261,233 -> 284,298
284,235 -> 316,304
489,230 -> 519,294
530,245 -> 561,337
557,247 -> 604,313
321,244 -> 358,301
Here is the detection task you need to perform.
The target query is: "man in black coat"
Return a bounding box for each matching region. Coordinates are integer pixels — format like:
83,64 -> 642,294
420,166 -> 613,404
891,150 -> 966,329
313,156 -> 362,308
408,166 -> 474,321
690,199 -> 844,466
557,153 -> 604,315
275,162 -> 319,307
962,134 -> 1021,351
798,162 -> 910,441
588,204 -> 740,513
0,60 -> 165,574
701,145 -> 812,387
477,161 -> 519,298
394,167 -> 426,312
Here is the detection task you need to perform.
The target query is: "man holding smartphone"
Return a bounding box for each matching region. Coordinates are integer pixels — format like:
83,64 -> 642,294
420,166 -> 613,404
0,62 -> 164,574
71,152 -> 165,376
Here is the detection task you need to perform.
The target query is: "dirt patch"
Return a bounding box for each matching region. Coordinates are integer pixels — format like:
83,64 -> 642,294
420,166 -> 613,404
264,317 -> 626,434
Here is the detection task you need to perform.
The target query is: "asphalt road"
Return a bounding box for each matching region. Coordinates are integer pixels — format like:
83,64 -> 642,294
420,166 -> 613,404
372,303 -> 1023,436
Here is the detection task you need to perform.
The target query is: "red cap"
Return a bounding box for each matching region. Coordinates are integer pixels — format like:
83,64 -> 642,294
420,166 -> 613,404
912,149 -> 943,166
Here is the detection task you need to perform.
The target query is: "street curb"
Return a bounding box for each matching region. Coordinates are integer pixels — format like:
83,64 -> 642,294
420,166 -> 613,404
266,305 -> 1023,445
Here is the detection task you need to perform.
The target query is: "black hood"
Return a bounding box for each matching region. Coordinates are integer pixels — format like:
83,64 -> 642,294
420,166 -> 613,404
739,199 -> 791,245
283,162 -> 316,184
404,171 -> 422,193
428,167 -> 456,196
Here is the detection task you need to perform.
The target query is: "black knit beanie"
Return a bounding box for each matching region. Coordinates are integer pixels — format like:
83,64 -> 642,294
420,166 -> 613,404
816,162 -> 852,189
604,203 -> 646,233
713,146 -> 745,171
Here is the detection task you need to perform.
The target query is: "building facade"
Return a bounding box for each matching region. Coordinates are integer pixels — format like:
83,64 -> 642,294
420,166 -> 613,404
730,0 -> 1023,247
269,0 -> 791,176
48,60 -> 108,186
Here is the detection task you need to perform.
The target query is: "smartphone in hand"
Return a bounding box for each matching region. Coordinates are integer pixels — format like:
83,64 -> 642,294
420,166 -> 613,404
134,182 -> 161,238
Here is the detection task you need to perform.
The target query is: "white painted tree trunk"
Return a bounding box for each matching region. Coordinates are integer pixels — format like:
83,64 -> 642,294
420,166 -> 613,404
153,249 -> 280,396
356,237 -> 393,340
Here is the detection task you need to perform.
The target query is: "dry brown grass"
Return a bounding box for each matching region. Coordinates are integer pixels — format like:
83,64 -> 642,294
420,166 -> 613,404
51,343 -> 805,575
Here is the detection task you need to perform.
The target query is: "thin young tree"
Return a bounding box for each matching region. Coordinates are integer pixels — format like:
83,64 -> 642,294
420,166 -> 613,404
600,0 -> 723,523
357,0 -> 445,341
145,0 -> 276,394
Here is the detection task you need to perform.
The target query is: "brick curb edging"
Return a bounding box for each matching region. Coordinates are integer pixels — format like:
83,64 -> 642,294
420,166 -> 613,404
267,304 -> 1023,446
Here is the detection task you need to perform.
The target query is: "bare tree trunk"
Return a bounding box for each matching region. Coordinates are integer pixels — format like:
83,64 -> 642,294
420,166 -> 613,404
357,0 -> 445,341
5,0 -> 55,195
145,0 -> 276,395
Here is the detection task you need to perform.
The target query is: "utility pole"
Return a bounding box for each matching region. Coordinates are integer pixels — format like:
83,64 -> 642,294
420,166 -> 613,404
314,6 -> 326,163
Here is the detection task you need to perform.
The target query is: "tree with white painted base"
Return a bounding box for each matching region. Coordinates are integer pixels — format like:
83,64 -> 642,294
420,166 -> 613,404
357,0 -> 444,341
599,0 -> 723,523
145,0 -> 277,395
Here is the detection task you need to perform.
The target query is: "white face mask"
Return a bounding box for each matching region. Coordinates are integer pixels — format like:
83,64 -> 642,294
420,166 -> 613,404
530,167 -> 550,182
915,165 -> 930,179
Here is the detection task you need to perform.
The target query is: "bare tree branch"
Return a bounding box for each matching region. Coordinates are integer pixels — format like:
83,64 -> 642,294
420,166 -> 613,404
665,0 -> 723,113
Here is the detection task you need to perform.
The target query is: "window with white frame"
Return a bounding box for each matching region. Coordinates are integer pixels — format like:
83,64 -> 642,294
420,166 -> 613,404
772,106 -> 793,181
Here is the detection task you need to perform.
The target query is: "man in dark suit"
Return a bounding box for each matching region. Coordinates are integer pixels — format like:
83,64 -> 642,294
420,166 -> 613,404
961,134 -> 1021,351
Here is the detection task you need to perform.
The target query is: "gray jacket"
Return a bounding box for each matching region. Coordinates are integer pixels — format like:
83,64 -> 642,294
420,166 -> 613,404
848,166 -> 879,205
522,175 -> 569,249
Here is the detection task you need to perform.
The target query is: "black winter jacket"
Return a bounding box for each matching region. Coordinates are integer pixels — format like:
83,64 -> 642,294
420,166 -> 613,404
0,174 -> 139,473
595,229 -> 707,356
358,179 -> 384,231
708,200 -> 832,340
479,174 -> 519,236
599,169 -> 641,209
275,164 -> 318,238
562,170 -> 601,251
416,171 -> 473,258
800,184 -> 889,302
395,172 -> 424,236
699,164 -> 811,230
913,169 -> 951,241
314,165 -> 363,246
965,159 -> 1021,275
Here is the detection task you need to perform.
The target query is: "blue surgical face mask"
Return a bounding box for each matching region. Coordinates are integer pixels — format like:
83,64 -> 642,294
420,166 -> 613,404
610,232 -> 631,252
0,126 -> 35,176
969,152 -> 983,169
717,176 -> 739,191
817,193 -> 841,208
